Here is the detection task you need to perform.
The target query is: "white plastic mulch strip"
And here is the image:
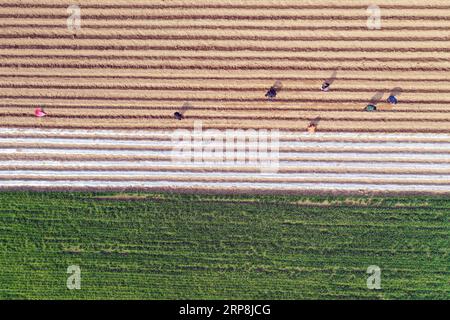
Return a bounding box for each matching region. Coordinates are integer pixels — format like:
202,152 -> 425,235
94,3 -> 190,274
2,148 -> 450,162
2,138 -> 450,150
1,128 -> 450,192
0,160 -> 449,171
0,128 -> 449,142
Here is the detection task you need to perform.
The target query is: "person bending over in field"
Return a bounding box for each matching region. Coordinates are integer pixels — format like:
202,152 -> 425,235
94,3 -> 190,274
34,107 -> 47,117
364,104 -> 377,111
387,87 -> 402,105
321,70 -> 337,92
265,80 -> 283,101
174,102 -> 191,120
321,81 -> 331,92
307,116 -> 321,133
387,95 -> 398,105
307,123 -> 317,133
364,91 -> 384,112
174,112 -> 184,120
265,86 -> 277,100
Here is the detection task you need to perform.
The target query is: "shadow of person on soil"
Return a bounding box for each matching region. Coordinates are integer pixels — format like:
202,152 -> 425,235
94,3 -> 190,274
369,91 -> 385,105
364,91 -> 384,111
309,116 -> 321,127
390,87 -> 403,97
321,70 -> 338,91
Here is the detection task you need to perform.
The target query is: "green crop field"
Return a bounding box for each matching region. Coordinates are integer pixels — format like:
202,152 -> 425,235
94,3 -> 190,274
0,192 -> 448,300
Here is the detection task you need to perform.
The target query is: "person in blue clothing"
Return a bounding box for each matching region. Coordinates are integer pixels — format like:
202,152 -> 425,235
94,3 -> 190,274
265,86 -> 277,100
387,87 -> 402,105
265,80 -> 282,100
387,95 -> 398,105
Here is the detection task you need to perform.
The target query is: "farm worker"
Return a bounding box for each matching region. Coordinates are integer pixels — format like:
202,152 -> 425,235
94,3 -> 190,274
321,81 -> 331,92
265,80 -> 282,100
365,104 -> 377,111
174,102 -> 191,120
387,95 -> 398,105
322,71 -> 337,92
34,107 -> 47,117
174,112 -> 184,120
265,86 -> 277,100
307,124 -> 317,133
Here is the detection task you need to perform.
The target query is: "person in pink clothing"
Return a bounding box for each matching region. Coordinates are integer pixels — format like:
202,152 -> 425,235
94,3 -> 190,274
34,107 -> 47,117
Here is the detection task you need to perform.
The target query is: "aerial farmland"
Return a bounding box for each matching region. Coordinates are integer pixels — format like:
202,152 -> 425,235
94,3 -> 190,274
0,0 -> 448,301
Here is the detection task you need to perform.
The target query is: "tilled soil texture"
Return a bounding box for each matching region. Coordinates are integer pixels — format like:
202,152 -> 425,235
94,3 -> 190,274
0,0 -> 449,133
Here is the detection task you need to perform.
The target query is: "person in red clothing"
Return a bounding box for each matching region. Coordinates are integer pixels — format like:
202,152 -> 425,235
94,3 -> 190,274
34,107 -> 47,117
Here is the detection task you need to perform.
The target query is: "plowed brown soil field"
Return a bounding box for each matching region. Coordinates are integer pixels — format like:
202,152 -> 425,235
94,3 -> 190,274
0,0 -> 449,133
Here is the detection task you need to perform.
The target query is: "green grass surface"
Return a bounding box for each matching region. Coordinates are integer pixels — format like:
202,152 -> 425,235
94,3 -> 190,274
0,192 -> 448,299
